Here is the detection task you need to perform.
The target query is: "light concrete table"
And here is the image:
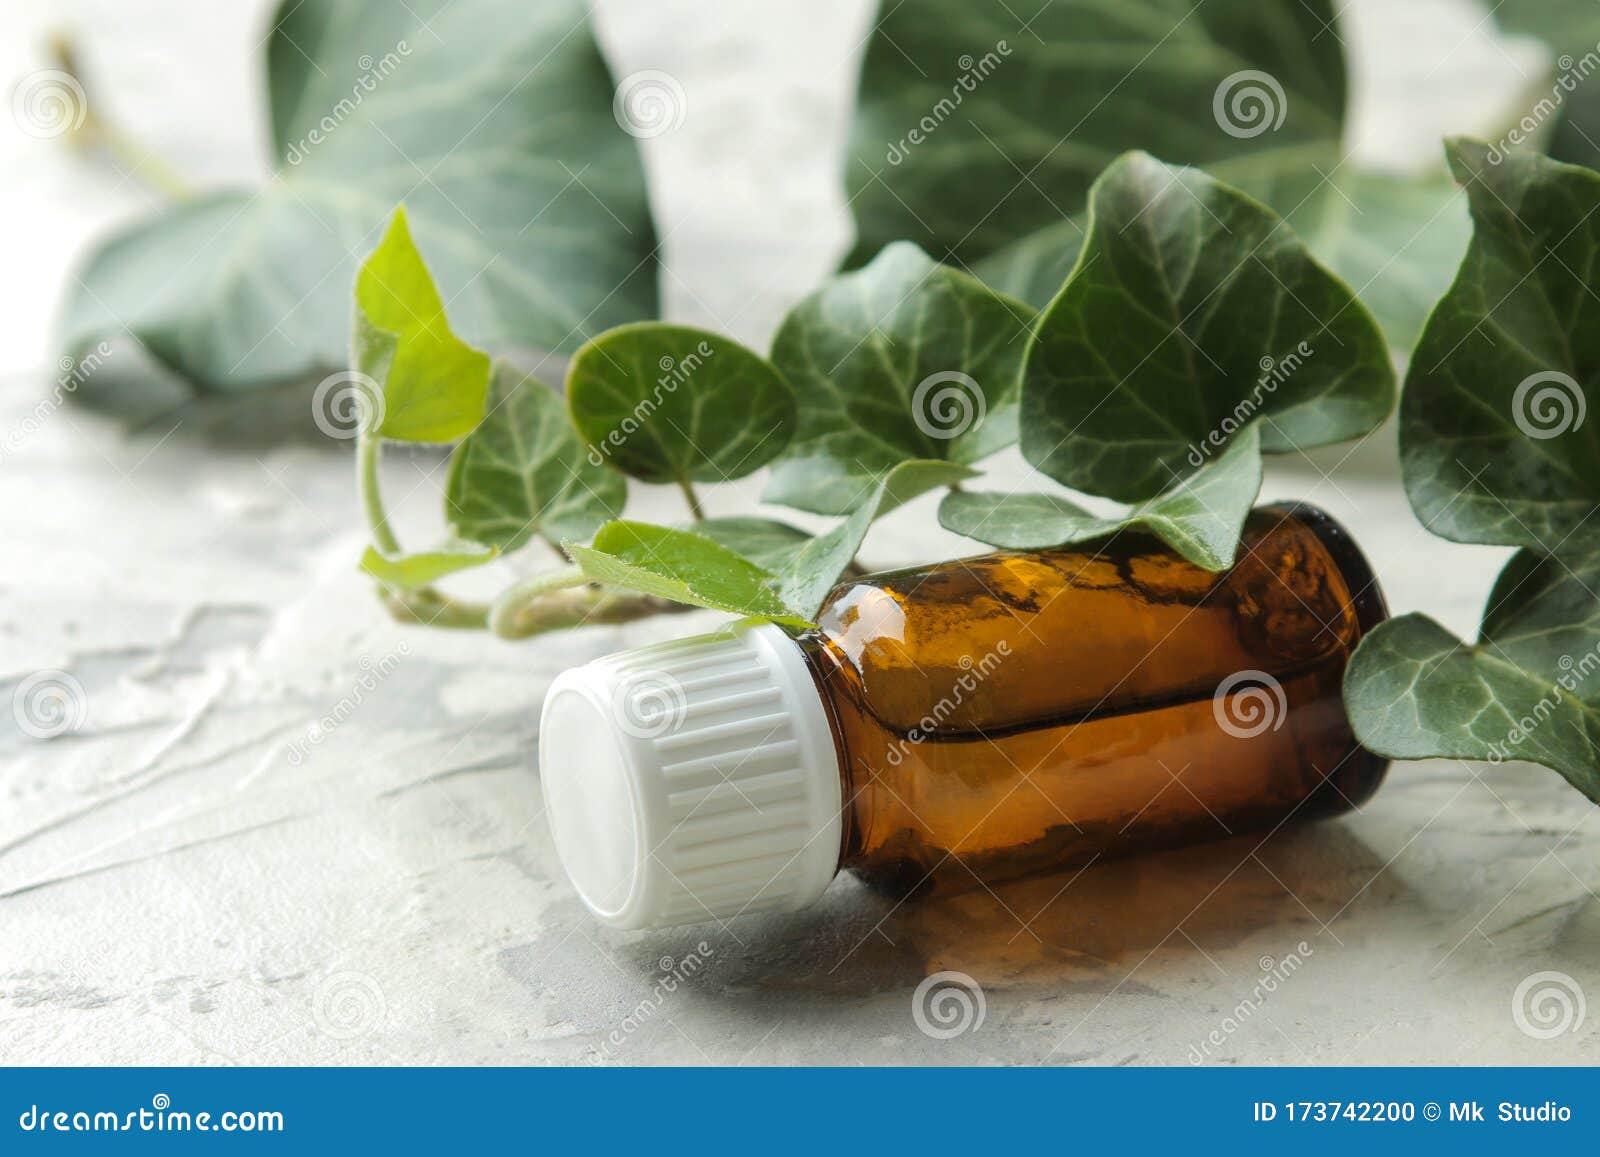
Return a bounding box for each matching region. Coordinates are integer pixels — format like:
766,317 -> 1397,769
1,0 -> 1595,1065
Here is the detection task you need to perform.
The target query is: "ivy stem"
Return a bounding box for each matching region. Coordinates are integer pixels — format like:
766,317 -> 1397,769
381,588 -> 490,631
677,477 -> 706,521
356,432 -> 402,556
489,570 -> 685,639
51,33 -> 194,202
486,565 -> 588,635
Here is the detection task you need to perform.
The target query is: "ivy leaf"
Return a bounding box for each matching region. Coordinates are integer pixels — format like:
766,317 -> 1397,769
846,0 -> 1345,272
1401,141 -> 1600,552
851,2 -> 1463,351
1346,546 -> 1600,804
56,0 -> 657,393
1022,152 -> 1394,508
972,169 -> 1465,360
775,459 -> 976,617
937,424 -> 1262,571
566,521 -> 813,629
695,517 -> 814,572
974,165 -> 1468,356
1344,141 -> 1600,803
568,461 -> 973,624
764,243 -> 1034,515
353,207 -> 491,443
359,539 -> 498,592
566,324 -> 797,485
446,362 -> 624,552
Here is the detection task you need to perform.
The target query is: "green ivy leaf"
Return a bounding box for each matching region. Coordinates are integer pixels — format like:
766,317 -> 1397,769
359,538 -> 498,591
938,423 -> 1262,571
764,243 -> 1034,515
56,0 -> 657,393
775,459 -> 976,617
1401,141 -> 1600,552
850,2 -> 1464,351
445,362 -> 624,552
695,517 -> 815,572
353,207 -> 491,443
1022,152 -> 1394,508
975,165 -> 1468,357
569,460 -> 973,623
1346,545 -> 1600,805
566,521 -> 813,629
1343,142 -> 1600,805
846,0 -> 1345,272
566,324 -> 797,485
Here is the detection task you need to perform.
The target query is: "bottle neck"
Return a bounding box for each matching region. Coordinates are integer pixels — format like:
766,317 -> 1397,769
791,629 -> 873,873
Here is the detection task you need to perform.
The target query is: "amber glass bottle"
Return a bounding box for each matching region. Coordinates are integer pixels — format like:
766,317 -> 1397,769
540,503 -> 1387,931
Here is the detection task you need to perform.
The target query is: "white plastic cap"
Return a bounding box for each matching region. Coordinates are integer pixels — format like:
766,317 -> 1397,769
538,622 -> 844,930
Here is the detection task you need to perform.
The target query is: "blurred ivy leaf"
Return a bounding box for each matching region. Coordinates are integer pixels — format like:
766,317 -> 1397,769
353,207 -> 490,443
938,424 -> 1262,571
1401,142 -> 1600,551
1490,3 -> 1600,170
1022,152 -> 1394,509
764,243 -> 1034,515
569,460 -> 972,623
1279,171 -> 1471,355
446,362 -> 624,552
846,0 -> 1345,272
566,324 -> 796,485
57,0 -> 657,393
359,538 -> 498,591
851,0 -> 1464,350
566,521 -> 814,629
1346,546 -> 1600,805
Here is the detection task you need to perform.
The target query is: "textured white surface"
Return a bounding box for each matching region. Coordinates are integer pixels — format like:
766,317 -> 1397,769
0,0 -> 1596,1065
